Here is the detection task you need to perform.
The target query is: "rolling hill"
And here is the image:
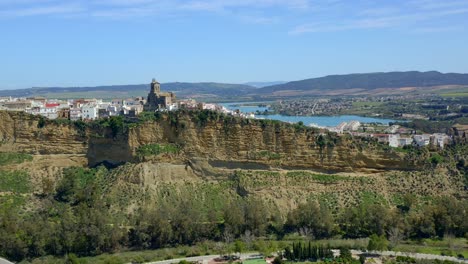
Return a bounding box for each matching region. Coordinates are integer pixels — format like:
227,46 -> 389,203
256,71 -> 468,96
0,82 -> 256,99
1,71 -> 468,99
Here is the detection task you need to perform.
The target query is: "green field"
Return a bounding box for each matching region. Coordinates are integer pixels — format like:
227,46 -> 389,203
440,92 -> 468,97
244,259 -> 267,264
394,238 -> 468,258
352,101 -> 384,108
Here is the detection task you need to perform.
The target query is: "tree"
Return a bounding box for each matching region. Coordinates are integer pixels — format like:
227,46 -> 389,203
339,247 -> 352,260
429,153 -> 443,167
222,227 -> 234,255
359,255 -> 366,264
367,234 -> 388,251
223,201 -> 245,236
234,240 -> 245,255
299,226 -> 314,240
339,203 -> 390,238
398,194 -> 416,213
285,200 -> 334,239
254,239 -> 270,257
241,230 -> 254,250
387,227 -> 404,249
244,199 -> 269,237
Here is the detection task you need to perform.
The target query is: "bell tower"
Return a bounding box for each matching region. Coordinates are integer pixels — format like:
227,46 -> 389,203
144,77 -> 175,112
151,78 -> 160,93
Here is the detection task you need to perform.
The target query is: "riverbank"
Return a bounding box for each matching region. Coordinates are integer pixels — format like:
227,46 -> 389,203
220,102 -> 398,126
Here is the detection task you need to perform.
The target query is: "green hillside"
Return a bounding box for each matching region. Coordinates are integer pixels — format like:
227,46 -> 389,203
257,71 -> 468,94
0,82 -> 256,99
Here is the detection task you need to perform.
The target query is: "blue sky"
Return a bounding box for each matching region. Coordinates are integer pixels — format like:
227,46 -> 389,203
1,0 -> 468,89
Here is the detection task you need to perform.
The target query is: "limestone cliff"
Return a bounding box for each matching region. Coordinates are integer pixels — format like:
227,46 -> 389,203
1,110 -> 465,216
0,110 -> 411,173
0,111 -> 87,155
125,113 -> 412,173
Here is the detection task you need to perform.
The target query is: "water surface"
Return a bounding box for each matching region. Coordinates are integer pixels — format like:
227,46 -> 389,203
220,102 -> 397,126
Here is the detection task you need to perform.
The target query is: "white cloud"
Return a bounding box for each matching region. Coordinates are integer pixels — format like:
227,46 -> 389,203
1,0 -> 467,36
180,0 -> 310,11
413,26 -> 462,33
290,1 -> 468,35
239,14 -> 279,25
0,3 -> 84,17
409,0 -> 468,10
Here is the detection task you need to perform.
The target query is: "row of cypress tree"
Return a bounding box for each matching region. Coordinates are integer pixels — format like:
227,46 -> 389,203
284,241 -> 334,261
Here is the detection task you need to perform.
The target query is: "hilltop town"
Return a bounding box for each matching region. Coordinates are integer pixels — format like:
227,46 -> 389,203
0,79 -> 253,121
0,79 -> 457,150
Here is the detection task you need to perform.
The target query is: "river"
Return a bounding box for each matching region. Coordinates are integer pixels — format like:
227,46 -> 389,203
220,102 -> 397,127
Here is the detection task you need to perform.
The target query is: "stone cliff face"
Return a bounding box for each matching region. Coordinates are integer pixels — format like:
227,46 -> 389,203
125,115 -> 410,173
0,111 -> 87,155
0,111 -> 411,172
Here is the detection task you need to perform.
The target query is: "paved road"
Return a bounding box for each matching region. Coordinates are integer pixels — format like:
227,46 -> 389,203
351,250 -> 468,263
144,253 -> 262,264
142,250 -> 468,264
0,258 -> 14,264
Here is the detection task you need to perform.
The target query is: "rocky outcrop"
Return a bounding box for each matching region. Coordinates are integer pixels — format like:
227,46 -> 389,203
0,111 -> 411,173
103,113 -> 411,172
0,111 -> 87,154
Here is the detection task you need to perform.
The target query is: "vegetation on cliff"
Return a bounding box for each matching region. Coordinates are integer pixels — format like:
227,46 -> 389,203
0,160 -> 467,262
1,110 -> 467,263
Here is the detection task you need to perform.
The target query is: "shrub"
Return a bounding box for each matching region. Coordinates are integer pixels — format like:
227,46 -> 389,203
0,170 -> 31,193
272,256 -> 284,264
440,250 -> 454,257
74,120 -> 87,136
37,116 -> 46,128
0,152 -> 33,166
367,234 -> 388,251
340,247 -> 352,260
395,256 -> 416,263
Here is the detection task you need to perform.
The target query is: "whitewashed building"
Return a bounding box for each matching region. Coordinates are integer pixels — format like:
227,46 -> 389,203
413,134 -> 431,147
344,121 -> 361,131
70,108 -> 82,121
82,103 -> 99,120
389,134 -> 400,147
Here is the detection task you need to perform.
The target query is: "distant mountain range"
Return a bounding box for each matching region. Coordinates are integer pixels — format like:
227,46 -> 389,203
243,81 -> 286,88
256,71 -> 468,94
1,71 -> 467,99
0,82 -> 255,99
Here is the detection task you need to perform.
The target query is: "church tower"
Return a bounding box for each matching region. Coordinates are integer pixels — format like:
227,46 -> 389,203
150,78 -> 161,93
144,78 -> 176,112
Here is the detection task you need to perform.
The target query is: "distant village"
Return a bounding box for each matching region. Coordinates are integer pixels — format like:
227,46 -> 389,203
0,79 -> 451,149
322,121 -> 451,149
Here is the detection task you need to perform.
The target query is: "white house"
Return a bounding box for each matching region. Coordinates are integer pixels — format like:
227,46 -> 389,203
167,103 -> 179,111
344,121 -> 361,131
385,125 -> 400,134
331,122 -> 347,133
82,103 -> 99,120
432,133 -> 450,149
413,134 -> 431,147
70,108 -> 82,121
398,137 -> 413,147
389,134 -> 400,147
